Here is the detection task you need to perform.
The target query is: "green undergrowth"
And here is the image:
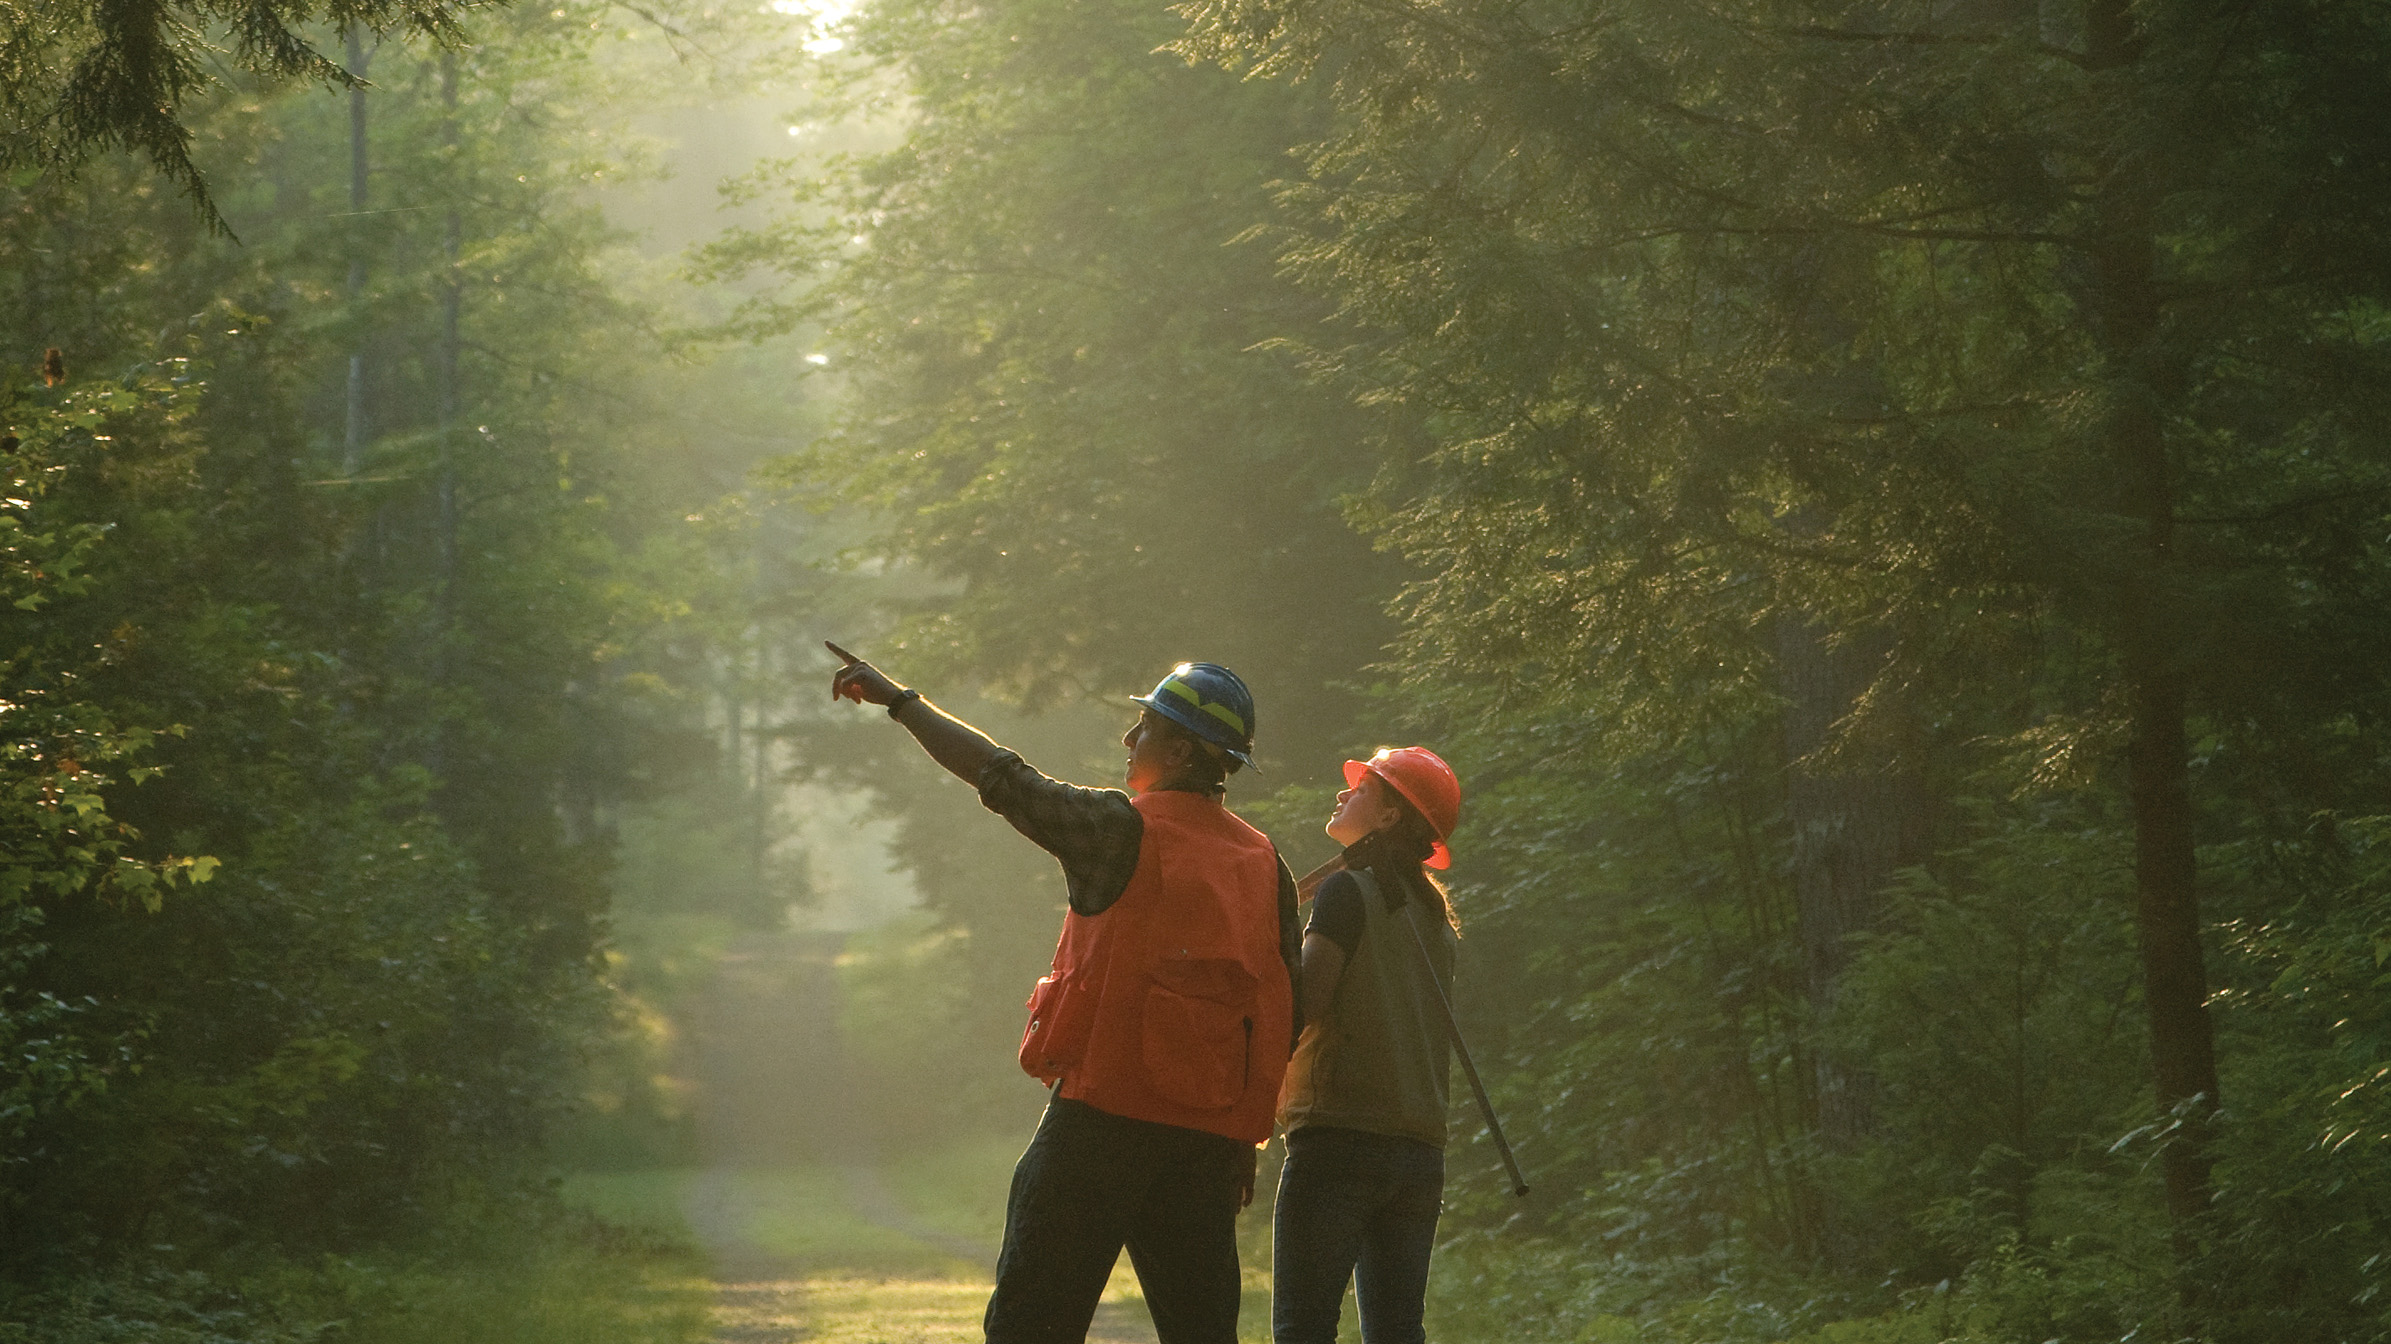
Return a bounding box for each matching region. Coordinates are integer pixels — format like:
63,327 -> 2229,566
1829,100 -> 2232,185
1418,1225 -> 2199,1344
0,1201 -> 710,1344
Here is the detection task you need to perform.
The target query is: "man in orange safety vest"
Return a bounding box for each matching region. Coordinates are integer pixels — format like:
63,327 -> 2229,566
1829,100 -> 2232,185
827,644 -> 1299,1344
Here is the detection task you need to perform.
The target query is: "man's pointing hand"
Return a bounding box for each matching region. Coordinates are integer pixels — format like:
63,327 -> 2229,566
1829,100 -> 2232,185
826,640 -> 904,709
825,642 -> 999,784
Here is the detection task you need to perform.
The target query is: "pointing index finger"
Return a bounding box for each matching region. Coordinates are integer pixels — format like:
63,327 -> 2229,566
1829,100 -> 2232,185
824,640 -> 861,666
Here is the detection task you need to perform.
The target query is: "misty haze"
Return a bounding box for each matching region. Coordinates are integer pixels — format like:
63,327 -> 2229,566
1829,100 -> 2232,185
5,1 -> 2389,1342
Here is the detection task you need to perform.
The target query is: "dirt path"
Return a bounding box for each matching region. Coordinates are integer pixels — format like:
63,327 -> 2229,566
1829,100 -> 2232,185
678,930 -> 1159,1344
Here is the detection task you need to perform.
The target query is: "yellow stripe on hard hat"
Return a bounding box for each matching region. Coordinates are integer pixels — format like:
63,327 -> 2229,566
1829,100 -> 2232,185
1160,677 -> 1248,735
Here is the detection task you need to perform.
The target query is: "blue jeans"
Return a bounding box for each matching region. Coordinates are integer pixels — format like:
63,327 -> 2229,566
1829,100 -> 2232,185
1271,1125 -> 1445,1344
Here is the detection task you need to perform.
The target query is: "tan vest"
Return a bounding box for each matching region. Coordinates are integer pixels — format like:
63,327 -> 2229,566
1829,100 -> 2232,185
1278,869 -> 1454,1148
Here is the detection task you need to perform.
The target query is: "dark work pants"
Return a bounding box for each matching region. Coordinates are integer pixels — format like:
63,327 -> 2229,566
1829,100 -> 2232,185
1270,1126 -> 1445,1344
983,1096 -> 1246,1344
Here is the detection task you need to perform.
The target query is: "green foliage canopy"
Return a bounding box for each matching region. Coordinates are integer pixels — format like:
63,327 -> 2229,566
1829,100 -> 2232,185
756,0 -> 2391,1336
0,0 -> 481,229
0,0 -> 789,1273
1170,0 -> 2391,732
708,0 -> 1411,775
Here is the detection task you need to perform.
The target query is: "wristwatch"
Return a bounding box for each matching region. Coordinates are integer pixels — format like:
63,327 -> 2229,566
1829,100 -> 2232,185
887,687 -> 923,719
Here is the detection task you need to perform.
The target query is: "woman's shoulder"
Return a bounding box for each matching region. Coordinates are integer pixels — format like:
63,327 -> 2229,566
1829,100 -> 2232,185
1315,868 -> 1369,910
1308,870 -> 1369,958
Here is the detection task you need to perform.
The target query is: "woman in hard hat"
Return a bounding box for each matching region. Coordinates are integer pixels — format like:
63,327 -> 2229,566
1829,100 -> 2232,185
1272,746 -> 1462,1344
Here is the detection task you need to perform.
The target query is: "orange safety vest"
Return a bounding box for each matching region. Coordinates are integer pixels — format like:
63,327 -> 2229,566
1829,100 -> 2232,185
1017,790 -> 1293,1145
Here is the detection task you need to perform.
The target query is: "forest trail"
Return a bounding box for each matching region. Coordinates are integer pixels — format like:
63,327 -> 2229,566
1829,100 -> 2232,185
680,930 -> 1162,1344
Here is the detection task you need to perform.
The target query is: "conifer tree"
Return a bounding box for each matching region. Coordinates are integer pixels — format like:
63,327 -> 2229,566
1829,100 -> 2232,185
1177,0 -> 2391,1287
0,0 -> 482,229
711,0 -> 1413,771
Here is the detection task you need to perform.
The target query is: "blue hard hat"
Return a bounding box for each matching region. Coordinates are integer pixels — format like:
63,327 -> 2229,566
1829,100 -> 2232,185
1131,662 -> 1257,770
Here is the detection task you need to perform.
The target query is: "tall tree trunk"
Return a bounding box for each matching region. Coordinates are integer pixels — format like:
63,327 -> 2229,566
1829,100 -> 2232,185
423,50 -> 464,782
1779,618 -> 1928,1126
2086,0 -> 2220,1264
752,633 -> 773,917
343,26 -> 372,475
724,657 -> 744,783
437,51 -> 462,604
2124,627 -> 2215,1229
1776,614 -> 1928,1265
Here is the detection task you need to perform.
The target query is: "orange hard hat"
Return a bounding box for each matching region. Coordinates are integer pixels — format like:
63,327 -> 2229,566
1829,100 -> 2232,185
1344,746 -> 1460,870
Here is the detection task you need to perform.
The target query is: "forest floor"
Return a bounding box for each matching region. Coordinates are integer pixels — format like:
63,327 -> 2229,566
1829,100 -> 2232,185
568,931 -> 1269,1343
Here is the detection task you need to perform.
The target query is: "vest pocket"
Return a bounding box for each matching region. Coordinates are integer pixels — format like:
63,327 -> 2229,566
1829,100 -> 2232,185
1019,971 -> 1094,1082
1141,958 -> 1258,1111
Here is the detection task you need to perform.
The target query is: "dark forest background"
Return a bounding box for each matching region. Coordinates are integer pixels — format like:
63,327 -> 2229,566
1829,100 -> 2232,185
7,0 -> 2391,1341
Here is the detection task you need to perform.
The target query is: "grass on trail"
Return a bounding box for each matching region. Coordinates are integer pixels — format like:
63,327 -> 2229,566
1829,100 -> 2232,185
263,1228 -> 713,1344
714,1276 -> 993,1344
569,1165 -> 983,1277
878,1131 -> 1023,1249
565,1133 -> 1288,1343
